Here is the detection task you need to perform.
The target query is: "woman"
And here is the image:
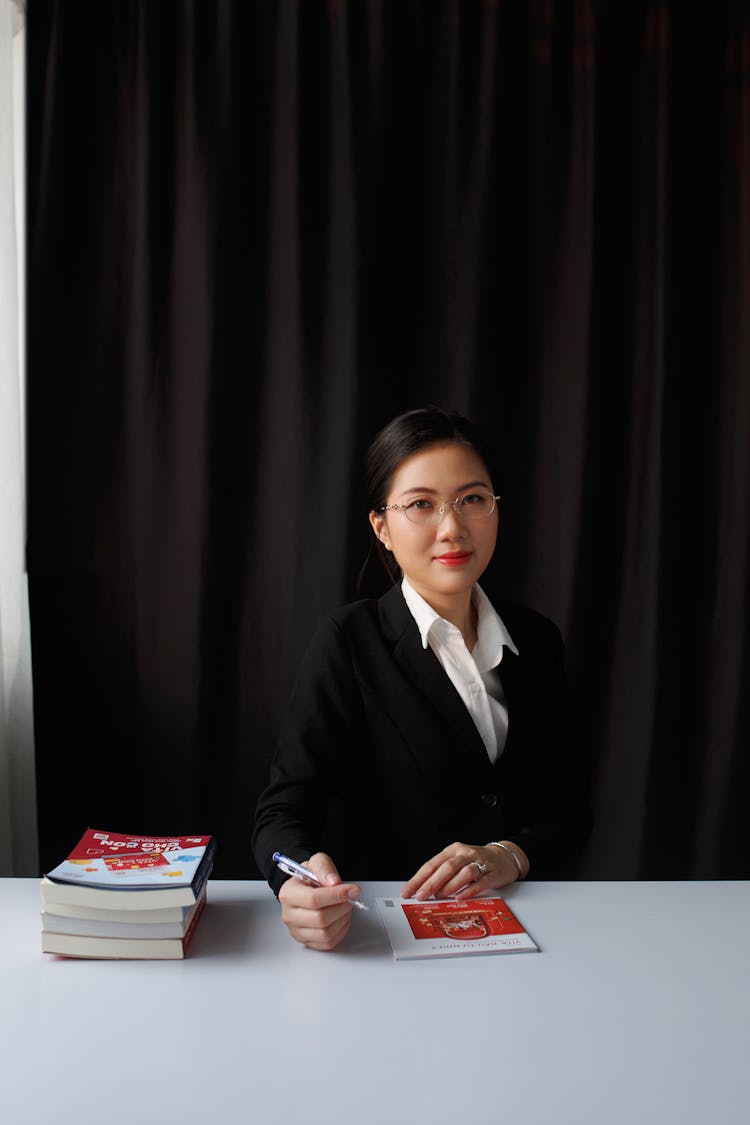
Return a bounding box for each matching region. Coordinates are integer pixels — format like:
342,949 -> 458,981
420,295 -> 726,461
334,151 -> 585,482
252,406 -> 591,950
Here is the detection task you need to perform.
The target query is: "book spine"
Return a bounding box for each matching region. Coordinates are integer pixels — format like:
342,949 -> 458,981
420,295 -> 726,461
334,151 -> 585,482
181,892 -> 207,954
191,848 -> 215,900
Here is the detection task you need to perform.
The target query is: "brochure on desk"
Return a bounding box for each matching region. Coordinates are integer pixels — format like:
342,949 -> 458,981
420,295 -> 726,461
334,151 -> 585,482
376,895 -> 539,959
45,828 -> 215,890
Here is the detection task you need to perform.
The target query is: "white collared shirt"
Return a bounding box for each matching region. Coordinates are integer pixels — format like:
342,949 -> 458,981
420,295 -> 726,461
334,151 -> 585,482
401,578 -> 519,764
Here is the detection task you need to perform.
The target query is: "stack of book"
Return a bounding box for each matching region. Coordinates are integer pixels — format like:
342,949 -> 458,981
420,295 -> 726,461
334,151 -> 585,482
40,828 -> 216,959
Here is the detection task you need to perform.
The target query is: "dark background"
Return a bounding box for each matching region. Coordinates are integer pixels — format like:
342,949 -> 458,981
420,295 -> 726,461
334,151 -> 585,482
26,0 -> 750,879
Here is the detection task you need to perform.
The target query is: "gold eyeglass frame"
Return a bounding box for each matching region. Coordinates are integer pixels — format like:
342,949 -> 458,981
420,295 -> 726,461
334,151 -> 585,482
377,490 -> 501,525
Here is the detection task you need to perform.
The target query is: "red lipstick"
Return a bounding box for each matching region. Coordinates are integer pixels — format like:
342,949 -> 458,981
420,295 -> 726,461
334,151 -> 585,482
434,551 -> 472,566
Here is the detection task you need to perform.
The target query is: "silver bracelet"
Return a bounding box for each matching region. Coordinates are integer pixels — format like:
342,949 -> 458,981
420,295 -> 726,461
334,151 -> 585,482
487,841 -> 525,880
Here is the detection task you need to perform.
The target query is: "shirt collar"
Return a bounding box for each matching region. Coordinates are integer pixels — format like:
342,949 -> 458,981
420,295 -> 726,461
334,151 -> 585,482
400,577 -> 519,665
400,577 -> 443,647
471,582 -> 519,670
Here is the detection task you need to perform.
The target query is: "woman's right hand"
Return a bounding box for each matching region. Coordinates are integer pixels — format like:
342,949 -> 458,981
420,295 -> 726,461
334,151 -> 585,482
277,852 -> 362,951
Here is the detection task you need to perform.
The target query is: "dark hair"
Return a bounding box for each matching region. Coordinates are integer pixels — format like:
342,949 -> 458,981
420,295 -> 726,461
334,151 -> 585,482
361,405 -> 497,584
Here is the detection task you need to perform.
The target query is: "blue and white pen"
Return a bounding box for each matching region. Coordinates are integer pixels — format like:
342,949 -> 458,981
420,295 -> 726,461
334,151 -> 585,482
272,852 -> 369,911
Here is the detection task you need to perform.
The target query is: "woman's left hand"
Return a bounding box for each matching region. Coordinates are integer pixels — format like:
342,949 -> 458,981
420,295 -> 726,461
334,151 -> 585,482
401,841 -> 529,901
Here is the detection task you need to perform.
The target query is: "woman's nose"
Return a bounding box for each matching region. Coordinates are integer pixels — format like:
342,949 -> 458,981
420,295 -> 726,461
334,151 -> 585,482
436,503 -> 465,534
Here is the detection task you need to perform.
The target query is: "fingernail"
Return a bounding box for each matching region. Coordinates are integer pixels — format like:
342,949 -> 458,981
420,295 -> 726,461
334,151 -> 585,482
347,888 -> 360,900
325,873 -> 337,885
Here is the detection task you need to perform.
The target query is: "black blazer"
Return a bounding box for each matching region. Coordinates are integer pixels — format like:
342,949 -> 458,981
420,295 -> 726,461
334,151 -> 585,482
252,585 -> 592,893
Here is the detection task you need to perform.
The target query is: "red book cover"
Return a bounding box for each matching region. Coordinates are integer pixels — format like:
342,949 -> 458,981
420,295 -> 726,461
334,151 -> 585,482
376,895 -> 539,959
402,898 -> 527,942
45,828 -> 215,891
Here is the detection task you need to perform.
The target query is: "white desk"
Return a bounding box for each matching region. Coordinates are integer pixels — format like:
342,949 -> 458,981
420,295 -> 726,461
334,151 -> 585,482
1,879 -> 748,1125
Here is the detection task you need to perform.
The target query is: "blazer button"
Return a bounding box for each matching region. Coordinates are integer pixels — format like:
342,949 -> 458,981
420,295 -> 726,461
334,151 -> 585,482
481,793 -> 498,807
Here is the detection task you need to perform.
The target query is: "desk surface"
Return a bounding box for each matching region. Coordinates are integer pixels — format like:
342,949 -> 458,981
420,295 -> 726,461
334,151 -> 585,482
1,878 -> 748,1125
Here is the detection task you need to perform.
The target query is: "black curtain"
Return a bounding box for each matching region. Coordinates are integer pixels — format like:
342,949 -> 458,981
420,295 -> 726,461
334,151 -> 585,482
27,0 -> 750,879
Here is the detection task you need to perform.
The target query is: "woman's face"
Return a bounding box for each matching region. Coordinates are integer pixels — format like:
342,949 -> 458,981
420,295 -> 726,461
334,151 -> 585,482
369,442 -> 498,608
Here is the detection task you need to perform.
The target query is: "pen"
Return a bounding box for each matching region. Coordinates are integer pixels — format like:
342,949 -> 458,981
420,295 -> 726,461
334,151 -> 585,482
272,852 -> 369,910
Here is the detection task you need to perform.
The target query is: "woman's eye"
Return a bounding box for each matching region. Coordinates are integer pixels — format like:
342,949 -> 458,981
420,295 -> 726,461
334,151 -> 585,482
461,492 -> 484,506
407,498 -> 435,511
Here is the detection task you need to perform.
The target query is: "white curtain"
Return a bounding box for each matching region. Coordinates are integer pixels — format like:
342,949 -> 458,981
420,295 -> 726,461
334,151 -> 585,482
0,0 -> 37,875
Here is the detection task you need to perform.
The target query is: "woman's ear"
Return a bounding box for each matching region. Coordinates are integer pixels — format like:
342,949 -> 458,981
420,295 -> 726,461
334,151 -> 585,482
369,510 -> 391,550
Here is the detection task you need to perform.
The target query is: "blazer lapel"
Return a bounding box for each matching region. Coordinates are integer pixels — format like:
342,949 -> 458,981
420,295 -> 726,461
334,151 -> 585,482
378,585 -> 491,770
494,644 -> 534,777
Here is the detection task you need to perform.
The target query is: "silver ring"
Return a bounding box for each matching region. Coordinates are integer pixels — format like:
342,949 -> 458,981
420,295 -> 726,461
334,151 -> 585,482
473,861 -> 487,877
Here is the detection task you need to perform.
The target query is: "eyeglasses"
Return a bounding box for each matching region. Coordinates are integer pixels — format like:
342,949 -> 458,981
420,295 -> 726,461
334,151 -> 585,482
377,489 -> 500,526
